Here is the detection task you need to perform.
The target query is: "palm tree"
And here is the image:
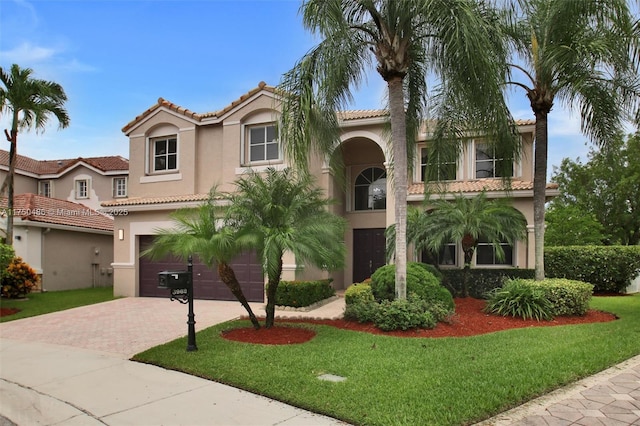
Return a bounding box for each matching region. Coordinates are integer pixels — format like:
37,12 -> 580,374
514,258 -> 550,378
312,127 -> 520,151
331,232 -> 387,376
0,64 -> 70,245
142,197 -> 262,329
503,0 -> 639,280
387,191 -> 527,297
227,168 -> 347,328
278,0 -> 518,300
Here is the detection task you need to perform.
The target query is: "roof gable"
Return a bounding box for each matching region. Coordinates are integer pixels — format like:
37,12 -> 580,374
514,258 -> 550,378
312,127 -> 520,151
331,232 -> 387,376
0,150 -> 128,177
122,81 -> 278,135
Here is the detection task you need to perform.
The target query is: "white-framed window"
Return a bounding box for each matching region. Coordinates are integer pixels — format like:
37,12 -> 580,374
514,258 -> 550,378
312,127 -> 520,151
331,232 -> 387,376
420,147 -> 457,182
247,124 -> 279,163
151,136 -> 178,172
475,142 -> 513,178
113,177 -> 127,198
422,242 -> 457,267
75,179 -> 89,199
476,237 -> 514,265
354,167 -> 387,211
38,180 -> 52,198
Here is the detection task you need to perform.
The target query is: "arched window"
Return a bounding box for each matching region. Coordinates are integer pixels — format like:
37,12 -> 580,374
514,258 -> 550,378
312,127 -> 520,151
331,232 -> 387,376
354,167 -> 386,211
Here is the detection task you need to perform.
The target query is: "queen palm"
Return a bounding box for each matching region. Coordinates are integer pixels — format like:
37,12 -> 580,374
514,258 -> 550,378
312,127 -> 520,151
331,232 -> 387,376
504,0 -> 639,280
0,64 -> 69,244
278,0 -> 518,299
142,197 -> 262,329
387,191 -> 527,297
227,168 -> 347,328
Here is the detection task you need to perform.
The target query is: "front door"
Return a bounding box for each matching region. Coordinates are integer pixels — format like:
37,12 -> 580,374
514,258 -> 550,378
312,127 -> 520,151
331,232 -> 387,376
353,228 -> 386,283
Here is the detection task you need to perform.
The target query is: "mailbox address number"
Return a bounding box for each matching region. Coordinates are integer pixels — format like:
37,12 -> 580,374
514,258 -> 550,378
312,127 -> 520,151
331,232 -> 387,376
171,288 -> 189,296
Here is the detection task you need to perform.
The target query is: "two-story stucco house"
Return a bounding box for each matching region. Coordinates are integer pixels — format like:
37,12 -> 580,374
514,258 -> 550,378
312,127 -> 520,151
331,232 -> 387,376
105,82 -> 558,302
0,151 -> 129,290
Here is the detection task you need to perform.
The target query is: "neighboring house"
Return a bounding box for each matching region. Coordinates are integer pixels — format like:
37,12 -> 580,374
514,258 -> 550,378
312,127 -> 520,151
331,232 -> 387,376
105,82 -> 559,301
0,194 -> 115,291
0,151 -> 130,211
0,151 -> 129,290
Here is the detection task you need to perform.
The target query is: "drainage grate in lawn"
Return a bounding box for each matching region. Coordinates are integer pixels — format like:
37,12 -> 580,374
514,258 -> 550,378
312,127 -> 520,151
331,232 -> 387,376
317,373 -> 347,382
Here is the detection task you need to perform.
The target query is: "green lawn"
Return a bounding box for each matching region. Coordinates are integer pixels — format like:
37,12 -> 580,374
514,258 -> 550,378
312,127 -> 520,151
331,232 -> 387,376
134,295 -> 640,426
0,286 -> 116,322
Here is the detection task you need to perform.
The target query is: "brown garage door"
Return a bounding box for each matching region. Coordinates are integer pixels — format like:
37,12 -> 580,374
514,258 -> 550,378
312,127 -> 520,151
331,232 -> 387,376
139,235 -> 264,302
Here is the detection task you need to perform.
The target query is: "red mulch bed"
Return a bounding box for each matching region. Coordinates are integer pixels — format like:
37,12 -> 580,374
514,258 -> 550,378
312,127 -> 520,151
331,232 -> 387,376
0,307 -> 20,317
223,297 -> 617,345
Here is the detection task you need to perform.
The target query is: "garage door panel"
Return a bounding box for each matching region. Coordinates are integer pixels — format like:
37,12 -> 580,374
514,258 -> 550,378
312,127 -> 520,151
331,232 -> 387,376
139,236 -> 264,302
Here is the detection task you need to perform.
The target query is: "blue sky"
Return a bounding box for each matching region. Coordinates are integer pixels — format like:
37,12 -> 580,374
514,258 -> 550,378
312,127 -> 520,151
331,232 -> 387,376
0,0 -> 631,176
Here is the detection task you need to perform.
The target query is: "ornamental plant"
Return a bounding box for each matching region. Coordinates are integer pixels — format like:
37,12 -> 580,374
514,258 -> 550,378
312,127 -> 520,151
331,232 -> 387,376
1,256 -> 39,298
484,279 -> 554,321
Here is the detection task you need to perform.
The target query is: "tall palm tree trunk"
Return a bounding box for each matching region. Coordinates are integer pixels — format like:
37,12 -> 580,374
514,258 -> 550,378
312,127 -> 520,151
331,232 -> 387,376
387,76 -> 408,300
5,119 -> 18,245
218,262 -> 261,329
264,257 -> 283,328
533,111 -> 549,281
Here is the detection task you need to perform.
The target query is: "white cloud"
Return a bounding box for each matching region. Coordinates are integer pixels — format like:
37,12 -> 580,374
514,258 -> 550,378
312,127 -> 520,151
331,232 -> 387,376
0,41 -> 57,64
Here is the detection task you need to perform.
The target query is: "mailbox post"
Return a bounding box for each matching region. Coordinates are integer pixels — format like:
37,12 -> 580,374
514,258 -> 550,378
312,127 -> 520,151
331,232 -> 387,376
158,255 -> 197,352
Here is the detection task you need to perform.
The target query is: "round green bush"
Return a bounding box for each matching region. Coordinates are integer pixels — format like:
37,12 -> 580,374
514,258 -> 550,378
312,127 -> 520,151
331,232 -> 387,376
344,283 -> 375,306
414,262 -> 443,281
370,262 -> 454,310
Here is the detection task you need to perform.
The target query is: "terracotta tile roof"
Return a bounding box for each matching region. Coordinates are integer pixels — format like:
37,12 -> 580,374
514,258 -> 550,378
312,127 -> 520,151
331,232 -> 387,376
408,179 -> 558,195
0,150 -> 128,175
101,193 -> 213,207
122,81 -> 277,133
337,110 -> 389,120
0,194 -> 114,232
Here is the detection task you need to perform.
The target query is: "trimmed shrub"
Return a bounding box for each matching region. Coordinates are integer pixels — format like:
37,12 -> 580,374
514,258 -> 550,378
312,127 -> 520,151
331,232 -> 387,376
373,295 -> 438,331
414,262 -> 443,281
545,246 -> 640,293
1,257 -> 39,299
273,279 -> 335,307
484,279 -> 554,321
343,299 -> 379,324
370,262 -> 454,310
530,278 -> 593,316
344,282 -> 375,306
0,244 -> 15,284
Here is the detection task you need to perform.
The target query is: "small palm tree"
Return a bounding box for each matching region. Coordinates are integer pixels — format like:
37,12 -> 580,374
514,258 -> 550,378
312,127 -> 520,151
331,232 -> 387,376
0,64 -> 70,244
227,168 -> 347,328
142,197 -> 261,329
503,0 -> 639,280
388,191 -> 527,297
278,0 -> 518,300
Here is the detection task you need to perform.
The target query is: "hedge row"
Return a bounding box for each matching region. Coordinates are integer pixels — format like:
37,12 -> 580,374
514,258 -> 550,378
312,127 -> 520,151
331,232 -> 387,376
441,268 -> 535,298
272,279 -> 335,307
545,246 -> 640,293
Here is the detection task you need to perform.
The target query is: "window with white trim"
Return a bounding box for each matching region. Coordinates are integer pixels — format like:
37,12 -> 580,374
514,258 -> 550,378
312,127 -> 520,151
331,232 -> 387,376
422,242 -> 457,266
113,177 -> 127,198
476,237 -> 514,265
247,124 -> 279,163
420,147 -> 457,181
475,142 -> 513,178
354,167 -> 387,211
38,180 -> 52,197
151,136 -> 178,172
75,179 -> 89,199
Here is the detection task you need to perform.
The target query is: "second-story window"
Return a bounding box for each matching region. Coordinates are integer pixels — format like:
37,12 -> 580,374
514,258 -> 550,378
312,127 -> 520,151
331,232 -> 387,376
113,177 -> 127,198
248,124 -> 279,163
38,180 -> 52,198
152,136 -> 178,172
75,179 -> 89,199
475,142 -> 513,178
421,147 -> 457,181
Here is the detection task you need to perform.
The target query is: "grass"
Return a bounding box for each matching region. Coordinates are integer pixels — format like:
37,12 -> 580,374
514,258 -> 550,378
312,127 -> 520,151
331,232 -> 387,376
0,286 -> 116,322
134,295 -> 640,426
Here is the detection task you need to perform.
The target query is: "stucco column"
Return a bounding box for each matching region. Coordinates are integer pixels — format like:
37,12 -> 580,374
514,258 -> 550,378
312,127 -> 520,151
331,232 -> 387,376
526,224 -> 535,269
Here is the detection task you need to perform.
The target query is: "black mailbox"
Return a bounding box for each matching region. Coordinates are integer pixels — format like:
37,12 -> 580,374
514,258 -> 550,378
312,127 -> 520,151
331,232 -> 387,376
158,270 -> 190,289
